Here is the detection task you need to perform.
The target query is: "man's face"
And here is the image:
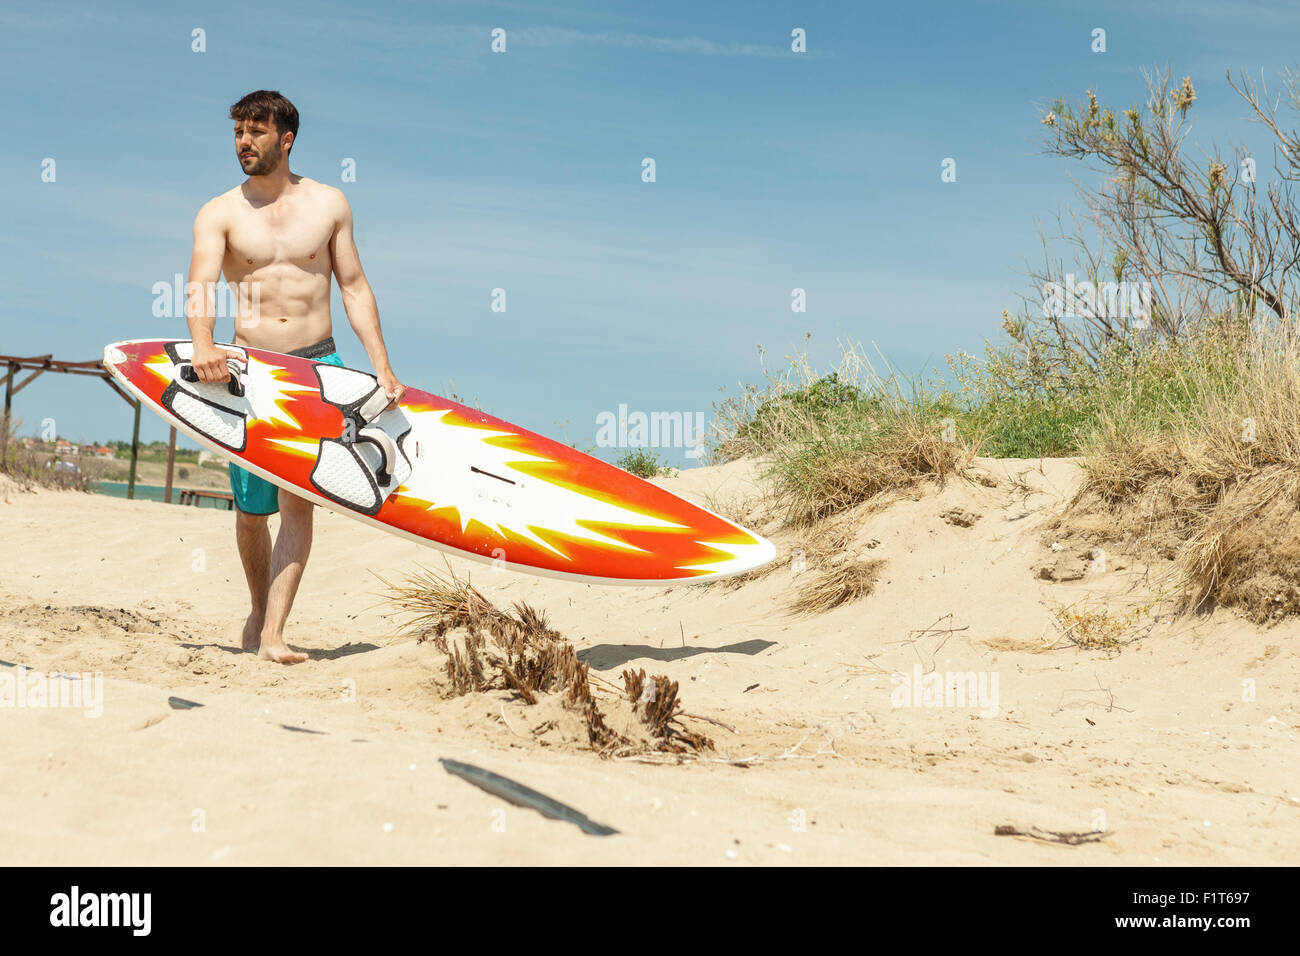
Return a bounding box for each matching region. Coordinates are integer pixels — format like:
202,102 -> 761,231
234,117 -> 289,175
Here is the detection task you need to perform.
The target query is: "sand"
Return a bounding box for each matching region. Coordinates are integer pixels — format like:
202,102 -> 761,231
0,457 -> 1296,865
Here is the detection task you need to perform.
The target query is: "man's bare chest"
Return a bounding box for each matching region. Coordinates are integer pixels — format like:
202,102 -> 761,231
226,205 -> 335,270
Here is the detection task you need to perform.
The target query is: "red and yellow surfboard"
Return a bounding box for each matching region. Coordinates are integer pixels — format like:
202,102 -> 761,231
102,339 -> 775,585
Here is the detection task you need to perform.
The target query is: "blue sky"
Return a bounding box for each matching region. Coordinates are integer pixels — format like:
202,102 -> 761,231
2,0 -> 1297,463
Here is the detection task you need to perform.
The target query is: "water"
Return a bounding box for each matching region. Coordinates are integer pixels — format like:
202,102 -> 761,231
96,481 -> 233,509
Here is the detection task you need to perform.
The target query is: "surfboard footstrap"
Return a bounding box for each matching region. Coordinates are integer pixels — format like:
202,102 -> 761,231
309,364 -> 412,514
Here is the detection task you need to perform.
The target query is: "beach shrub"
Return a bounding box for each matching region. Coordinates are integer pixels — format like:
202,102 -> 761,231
616,447 -> 674,479
710,341 -> 978,526
942,322 -> 1104,459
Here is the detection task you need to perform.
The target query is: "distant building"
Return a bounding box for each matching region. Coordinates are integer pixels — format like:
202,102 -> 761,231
96,446 -> 115,459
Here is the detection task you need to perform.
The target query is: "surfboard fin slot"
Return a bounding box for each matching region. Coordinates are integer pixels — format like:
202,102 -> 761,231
470,465 -> 516,486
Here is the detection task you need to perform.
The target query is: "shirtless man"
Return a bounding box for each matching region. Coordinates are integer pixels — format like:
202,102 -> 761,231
184,90 -> 405,664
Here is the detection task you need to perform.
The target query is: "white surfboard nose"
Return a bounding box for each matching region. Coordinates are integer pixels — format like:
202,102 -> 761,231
679,530 -> 777,578
103,344 -> 126,368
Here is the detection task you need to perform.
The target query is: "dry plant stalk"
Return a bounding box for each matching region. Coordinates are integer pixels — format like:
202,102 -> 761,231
386,565 -> 714,757
622,669 -> 714,753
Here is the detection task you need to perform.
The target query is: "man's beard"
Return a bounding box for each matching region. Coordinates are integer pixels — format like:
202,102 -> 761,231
240,143 -> 283,176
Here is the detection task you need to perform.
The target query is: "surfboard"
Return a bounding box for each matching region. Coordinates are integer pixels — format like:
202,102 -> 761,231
102,339 -> 775,585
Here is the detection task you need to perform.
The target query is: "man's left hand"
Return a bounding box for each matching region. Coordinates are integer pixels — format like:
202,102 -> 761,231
377,371 -> 406,411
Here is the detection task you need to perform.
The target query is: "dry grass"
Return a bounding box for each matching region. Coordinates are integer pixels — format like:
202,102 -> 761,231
694,317 -> 1300,628
709,339 -> 979,528
384,565 -> 714,757
707,516 -> 889,614
703,339 -> 997,613
790,557 -> 887,614
785,416 -> 976,526
786,520 -> 887,614
1052,321 -> 1300,622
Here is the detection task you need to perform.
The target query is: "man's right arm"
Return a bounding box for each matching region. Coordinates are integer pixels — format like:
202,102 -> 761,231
186,200 -> 230,382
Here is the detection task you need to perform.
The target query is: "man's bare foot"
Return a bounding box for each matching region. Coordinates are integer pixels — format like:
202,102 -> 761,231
257,637 -> 309,664
241,615 -> 264,653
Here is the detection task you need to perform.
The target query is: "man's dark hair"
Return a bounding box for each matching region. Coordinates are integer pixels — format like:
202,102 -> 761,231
229,90 -> 300,154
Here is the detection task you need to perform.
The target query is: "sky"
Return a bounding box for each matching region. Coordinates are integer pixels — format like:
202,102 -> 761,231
2,0 -> 1298,464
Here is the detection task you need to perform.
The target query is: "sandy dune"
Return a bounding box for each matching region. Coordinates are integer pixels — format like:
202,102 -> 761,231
0,458 -> 1296,865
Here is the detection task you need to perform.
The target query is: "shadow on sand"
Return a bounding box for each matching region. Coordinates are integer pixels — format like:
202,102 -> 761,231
182,640 -> 380,661
577,638 -> 775,671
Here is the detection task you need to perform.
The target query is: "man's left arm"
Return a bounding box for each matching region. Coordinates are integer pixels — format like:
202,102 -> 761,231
330,189 -> 405,406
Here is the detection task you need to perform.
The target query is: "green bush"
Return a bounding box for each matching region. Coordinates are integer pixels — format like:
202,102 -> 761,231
616,448 -> 674,479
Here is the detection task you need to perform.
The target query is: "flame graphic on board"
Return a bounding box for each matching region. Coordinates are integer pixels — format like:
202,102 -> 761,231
392,405 -> 684,561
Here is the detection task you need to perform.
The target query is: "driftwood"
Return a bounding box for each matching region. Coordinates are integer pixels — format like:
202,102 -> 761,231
994,824 -> 1110,845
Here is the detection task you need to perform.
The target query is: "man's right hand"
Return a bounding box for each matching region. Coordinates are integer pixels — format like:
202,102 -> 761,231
191,341 -> 232,383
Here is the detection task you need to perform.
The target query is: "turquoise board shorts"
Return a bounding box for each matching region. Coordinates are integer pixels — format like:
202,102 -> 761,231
229,346 -> 346,515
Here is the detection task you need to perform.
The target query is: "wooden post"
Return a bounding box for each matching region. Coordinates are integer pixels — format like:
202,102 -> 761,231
163,426 -> 177,503
127,400 -> 141,500
2,361 -> 14,459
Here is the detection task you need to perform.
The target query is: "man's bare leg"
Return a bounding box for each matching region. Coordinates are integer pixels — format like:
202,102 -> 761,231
258,489 -> 313,663
235,510 -> 271,652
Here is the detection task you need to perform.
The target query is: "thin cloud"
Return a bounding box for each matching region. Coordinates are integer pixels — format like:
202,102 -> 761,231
510,26 -> 811,58
0,10 -> 119,30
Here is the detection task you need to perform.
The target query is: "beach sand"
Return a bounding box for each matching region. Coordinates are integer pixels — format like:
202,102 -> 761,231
0,458 -> 1296,865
